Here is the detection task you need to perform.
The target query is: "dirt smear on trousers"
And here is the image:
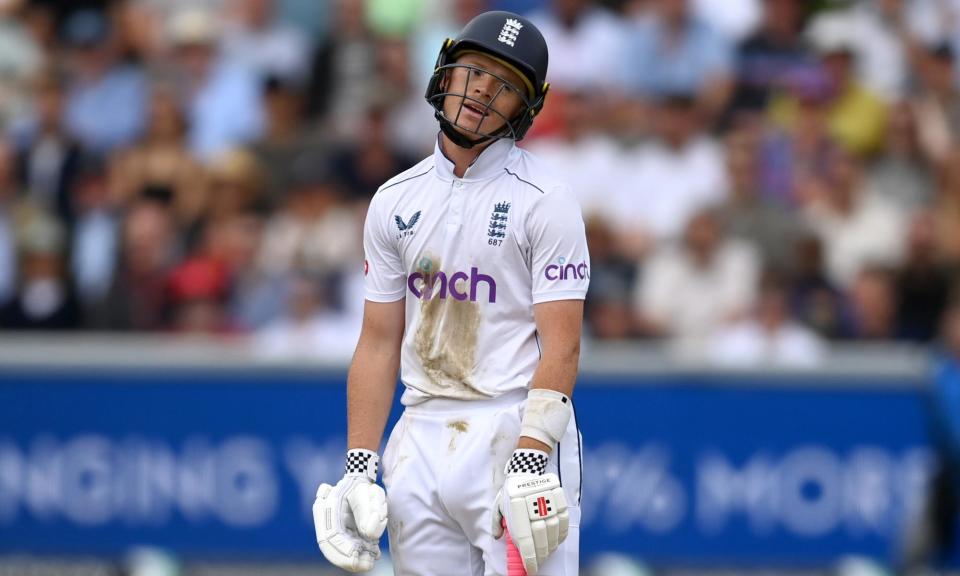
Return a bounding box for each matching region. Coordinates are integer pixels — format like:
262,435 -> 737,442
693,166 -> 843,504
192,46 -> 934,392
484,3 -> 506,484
446,419 -> 470,453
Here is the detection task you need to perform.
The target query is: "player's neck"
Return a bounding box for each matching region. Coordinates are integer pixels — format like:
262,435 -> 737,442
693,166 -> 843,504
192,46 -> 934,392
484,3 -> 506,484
440,133 -> 494,178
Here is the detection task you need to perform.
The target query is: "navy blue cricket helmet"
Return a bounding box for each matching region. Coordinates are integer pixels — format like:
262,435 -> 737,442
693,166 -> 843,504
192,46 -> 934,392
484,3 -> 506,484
425,11 -> 550,148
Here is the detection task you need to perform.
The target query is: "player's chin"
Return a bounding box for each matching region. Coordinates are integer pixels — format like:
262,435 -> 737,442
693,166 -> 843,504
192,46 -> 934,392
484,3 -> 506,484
449,116 -> 507,141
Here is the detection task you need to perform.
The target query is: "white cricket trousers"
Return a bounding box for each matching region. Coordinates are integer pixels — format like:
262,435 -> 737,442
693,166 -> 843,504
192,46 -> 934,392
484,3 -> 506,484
381,389 -> 582,576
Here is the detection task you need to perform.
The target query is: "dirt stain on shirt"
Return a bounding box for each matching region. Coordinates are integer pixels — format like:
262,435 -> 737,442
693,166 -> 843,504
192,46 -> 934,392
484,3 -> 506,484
413,254 -> 489,399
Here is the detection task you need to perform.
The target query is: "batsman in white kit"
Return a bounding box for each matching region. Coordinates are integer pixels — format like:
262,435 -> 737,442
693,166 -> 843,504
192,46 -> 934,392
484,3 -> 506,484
312,10 -> 589,575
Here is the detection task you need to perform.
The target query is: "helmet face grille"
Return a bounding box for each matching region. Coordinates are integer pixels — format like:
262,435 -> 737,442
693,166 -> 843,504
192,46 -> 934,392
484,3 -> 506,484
426,58 -> 544,144
426,62 -> 531,142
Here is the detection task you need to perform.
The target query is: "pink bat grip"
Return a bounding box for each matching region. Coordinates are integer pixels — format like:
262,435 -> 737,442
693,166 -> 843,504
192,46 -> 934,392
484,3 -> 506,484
503,518 -> 528,576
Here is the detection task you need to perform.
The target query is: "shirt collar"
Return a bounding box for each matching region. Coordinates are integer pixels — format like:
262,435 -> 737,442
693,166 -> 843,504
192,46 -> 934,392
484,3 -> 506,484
433,133 -> 515,182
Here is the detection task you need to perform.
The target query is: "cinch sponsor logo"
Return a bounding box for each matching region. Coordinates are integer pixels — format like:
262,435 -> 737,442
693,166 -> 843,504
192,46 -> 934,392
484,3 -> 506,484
544,257 -> 589,281
408,267 -> 497,303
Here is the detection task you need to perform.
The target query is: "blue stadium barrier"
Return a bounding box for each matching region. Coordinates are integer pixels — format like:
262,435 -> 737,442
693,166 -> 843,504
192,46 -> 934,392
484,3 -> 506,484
0,368 -> 956,568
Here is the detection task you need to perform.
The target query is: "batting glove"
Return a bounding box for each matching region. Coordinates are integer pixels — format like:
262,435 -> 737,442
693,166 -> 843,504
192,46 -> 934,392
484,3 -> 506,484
313,449 -> 388,573
492,449 -> 569,575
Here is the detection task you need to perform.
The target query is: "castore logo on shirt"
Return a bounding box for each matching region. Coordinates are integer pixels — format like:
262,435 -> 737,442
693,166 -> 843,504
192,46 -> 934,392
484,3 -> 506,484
395,211 -> 422,239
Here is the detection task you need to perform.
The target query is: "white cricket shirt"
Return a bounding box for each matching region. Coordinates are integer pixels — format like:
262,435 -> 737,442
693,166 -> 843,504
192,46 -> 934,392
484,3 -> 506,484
363,136 -> 590,404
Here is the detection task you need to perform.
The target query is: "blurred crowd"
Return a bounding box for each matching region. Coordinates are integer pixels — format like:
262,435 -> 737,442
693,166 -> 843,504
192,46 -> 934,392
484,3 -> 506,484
1,0 -> 960,364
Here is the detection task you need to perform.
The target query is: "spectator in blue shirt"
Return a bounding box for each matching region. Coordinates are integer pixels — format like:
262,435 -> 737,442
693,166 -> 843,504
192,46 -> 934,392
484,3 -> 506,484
167,7 -> 264,163
623,0 -> 735,121
63,10 -> 147,156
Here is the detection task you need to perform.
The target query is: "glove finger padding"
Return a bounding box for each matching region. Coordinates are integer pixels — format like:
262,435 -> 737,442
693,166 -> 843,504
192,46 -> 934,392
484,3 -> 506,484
501,473 -> 569,575
347,482 -> 388,541
555,488 -> 569,545
318,533 -> 379,573
529,518 -> 549,566
548,487 -> 568,551
313,480 -> 383,573
543,513 -> 560,555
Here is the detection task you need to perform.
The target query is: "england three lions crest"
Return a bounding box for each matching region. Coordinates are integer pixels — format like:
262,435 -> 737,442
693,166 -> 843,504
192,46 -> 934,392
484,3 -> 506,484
498,18 -> 523,47
488,201 -> 510,244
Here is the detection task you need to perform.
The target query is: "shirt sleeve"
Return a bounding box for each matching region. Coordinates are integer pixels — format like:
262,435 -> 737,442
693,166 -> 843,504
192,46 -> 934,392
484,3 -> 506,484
528,186 -> 591,304
363,193 -> 406,302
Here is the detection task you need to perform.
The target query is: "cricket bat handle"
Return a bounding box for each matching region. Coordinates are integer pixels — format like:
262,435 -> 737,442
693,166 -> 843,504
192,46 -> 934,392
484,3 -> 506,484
503,518 -> 528,576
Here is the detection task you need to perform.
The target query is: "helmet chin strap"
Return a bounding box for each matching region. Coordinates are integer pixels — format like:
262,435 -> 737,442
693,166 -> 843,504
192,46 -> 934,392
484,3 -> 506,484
437,112 -> 494,149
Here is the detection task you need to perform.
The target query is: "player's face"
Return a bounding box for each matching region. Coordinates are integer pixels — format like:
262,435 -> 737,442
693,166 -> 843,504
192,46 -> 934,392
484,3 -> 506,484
441,52 -> 527,140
